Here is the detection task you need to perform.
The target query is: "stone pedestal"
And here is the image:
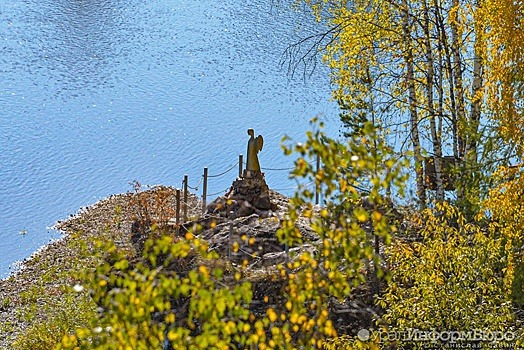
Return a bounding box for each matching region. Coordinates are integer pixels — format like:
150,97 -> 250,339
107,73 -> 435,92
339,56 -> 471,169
234,170 -> 271,209
206,171 -> 276,218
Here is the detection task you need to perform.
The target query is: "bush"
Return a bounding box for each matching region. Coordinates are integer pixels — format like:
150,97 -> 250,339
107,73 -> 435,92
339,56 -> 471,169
380,202 -> 514,349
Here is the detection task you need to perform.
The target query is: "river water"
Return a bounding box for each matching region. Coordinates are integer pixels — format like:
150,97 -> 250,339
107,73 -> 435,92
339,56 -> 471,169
0,0 -> 340,278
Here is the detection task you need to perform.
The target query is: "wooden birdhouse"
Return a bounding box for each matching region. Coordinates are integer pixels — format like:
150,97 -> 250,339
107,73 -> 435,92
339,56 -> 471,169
424,156 -> 457,191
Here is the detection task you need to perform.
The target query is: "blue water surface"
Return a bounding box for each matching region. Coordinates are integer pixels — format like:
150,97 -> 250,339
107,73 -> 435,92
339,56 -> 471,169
0,0 -> 340,278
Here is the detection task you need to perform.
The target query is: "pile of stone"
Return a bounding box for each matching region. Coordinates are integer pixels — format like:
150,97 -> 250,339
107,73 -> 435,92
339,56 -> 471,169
178,170 -> 319,267
206,170 -> 277,219
179,174 -> 377,335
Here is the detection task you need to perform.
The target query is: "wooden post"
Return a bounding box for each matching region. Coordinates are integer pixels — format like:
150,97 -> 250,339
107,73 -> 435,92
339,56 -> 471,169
176,189 -> 180,233
183,174 -> 188,221
239,154 -> 243,178
176,189 -> 180,225
202,167 -> 208,213
315,155 -> 320,205
229,221 -> 233,259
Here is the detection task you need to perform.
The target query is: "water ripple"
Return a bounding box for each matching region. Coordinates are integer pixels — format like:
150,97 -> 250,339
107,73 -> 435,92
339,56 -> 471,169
0,0 -> 340,278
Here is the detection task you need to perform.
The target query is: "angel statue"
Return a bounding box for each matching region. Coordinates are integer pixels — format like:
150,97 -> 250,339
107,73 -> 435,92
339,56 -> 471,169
246,128 -> 264,172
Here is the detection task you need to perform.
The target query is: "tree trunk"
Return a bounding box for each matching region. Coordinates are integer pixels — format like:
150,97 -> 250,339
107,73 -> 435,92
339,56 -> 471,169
450,0 -> 468,202
435,1 -> 459,161
468,0 -> 484,166
450,0 -> 467,189
422,0 -> 445,201
401,0 -> 426,208
451,0 -> 467,162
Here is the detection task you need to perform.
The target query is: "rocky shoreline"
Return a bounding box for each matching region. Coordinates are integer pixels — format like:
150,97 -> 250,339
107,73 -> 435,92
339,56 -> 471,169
0,186 -> 201,349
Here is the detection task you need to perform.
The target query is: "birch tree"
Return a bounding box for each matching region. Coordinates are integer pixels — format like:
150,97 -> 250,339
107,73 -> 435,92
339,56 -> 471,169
296,0 -> 523,209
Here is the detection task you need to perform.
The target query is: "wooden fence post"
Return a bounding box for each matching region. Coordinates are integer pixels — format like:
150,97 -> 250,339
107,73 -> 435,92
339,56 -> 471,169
229,221 -> 233,259
315,155 -> 320,205
239,154 -> 243,178
183,174 -> 188,221
202,167 -> 208,213
176,189 -> 180,233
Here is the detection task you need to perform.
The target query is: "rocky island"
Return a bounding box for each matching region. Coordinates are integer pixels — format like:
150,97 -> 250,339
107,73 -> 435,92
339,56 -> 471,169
0,172 -> 379,349
0,130 -> 383,349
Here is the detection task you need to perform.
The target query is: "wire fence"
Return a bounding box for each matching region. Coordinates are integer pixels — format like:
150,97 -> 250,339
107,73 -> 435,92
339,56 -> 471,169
260,165 -> 295,171
272,180 -> 315,193
186,176 -> 203,191
165,154 -> 375,260
172,154 -> 323,217
170,154 -> 380,225
167,153 -> 383,237
206,187 -> 231,197
207,162 -> 238,178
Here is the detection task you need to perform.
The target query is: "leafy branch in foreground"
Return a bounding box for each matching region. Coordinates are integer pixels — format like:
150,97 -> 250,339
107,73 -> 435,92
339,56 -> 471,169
274,119 -> 407,347
57,234 -> 254,350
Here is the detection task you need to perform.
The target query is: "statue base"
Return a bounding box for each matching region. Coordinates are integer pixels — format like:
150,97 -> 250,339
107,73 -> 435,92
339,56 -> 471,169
206,170 -> 277,218
234,171 -> 271,209
243,169 -> 262,179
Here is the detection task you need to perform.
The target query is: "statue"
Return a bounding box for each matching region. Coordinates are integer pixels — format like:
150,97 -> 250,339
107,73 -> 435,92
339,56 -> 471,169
246,128 -> 264,172
205,128 -> 274,218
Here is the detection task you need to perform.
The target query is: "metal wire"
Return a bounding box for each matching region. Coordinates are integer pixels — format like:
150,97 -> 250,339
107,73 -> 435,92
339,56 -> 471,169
273,181 -> 315,192
206,187 -> 231,198
302,181 -> 315,188
207,162 -> 239,178
261,158 -> 318,172
272,187 -> 298,192
187,176 -> 203,191
182,156 -> 321,193
261,166 -> 295,171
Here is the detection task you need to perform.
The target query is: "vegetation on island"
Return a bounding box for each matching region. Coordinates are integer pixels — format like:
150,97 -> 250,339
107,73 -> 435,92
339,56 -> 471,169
2,0 -> 524,349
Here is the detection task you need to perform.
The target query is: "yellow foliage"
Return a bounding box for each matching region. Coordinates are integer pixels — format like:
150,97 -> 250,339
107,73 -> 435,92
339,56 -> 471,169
483,1 -> 524,149
483,165 -> 524,304
381,202 -> 514,348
